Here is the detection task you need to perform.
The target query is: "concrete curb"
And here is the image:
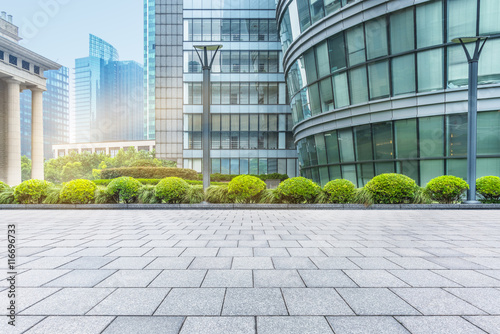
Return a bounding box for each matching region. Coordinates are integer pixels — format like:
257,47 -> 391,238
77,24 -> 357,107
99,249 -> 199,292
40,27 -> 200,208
1,204 -> 500,210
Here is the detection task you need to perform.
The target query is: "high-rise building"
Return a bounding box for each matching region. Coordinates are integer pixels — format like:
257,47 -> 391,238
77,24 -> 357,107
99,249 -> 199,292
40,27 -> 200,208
20,67 -> 70,160
154,0 -> 298,176
74,34 -> 143,143
276,0 -> 500,186
144,0 -> 156,140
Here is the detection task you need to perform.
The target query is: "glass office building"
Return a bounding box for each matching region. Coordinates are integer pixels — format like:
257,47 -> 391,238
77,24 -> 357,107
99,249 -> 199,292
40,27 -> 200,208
155,0 -> 298,176
144,0 -> 156,140
20,66 -> 70,160
75,34 -> 144,143
276,0 -> 500,186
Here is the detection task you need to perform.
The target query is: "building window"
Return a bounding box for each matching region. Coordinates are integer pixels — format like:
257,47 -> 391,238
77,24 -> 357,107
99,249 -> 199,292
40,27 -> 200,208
0,50 -> 4,60
109,148 -> 120,158
34,66 -> 40,75
22,60 -> 30,71
9,55 -> 17,66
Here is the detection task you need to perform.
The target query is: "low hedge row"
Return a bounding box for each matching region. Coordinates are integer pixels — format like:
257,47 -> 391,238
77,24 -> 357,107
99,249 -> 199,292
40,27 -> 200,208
202,173 -> 289,182
2,174 -> 499,205
101,167 -> 198,180
93,179 -> 227,186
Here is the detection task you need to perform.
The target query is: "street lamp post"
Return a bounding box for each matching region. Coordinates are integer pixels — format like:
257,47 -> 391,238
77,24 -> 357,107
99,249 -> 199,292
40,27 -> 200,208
193,45 -> 222,191
451,36 -> 488,204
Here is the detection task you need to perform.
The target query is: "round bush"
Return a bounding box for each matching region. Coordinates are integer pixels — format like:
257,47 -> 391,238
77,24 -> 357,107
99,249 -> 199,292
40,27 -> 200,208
155,177 -> 189,203
59,179 -> 96,204
107,177 -> 141,203
0,181 -> 9,191
228,175 -> 266,203
476,176 -> 500,203
14,179 -> 52,204
276,177 -> 321,204
425,175 -> 469,204
365,173 -> 418,204
323,179 -> 356,203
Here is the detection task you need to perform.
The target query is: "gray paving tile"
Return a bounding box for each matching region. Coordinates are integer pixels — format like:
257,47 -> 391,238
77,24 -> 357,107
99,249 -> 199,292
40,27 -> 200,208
433,270 -> 500,287
232,257 -> 273,269
181,248 -> 219,257
21,288 -> 114,315
18,257 -> 79,269
464,316 -> 500,334
327,316 -> 411,334
465,257 -> 500,269
202,270 -> 253,287
44,270 -> 115,287
272,257 -> 317,269
206,240 -> 238,248
88,288 -> 169,315
425,257 -> 490,270
145,257 -> 194,269
70,248 -> 117,256
31,248 -> 83,257
348,258 -> 402,270
0,288 -> 60,314
254,248 -> 289,257
337,288 -> 419,315
155,288 -> 225,315
222,288 -> 287,315
188,257 -> 232,269
446,288 -> 500,314
16,270 -> 71,287
143,248 -> 184,256
282,288 -> 354,315
396,316 -> 486,334
391,288 -> 485,315
353,248 -> 399,257
385,257 -> 446,269
239,240 -> 269,248
106,248 -> 151,257
180,317 -> 254,334
149,270 -> 207,287
299,270 -> 357,288
287,248 -> 326,257
389,270 -> 461,287
254,270 -> 305,287
309,257 -> 359,269
217,248 -> 253,257
344,270 -> 409,288
320,248 -> 363,257
59,256 -> 116,269
477,270 -> 500,280
0,316 -> 45,334
258,316 -> 334,334
96,270 -> 161,287
102,316 -> 184,334
25,316 -> 114,334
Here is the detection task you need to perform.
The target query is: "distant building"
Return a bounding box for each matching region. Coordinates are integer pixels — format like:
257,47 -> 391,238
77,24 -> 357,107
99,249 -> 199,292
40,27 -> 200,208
20,66 -> 70,160
74,34 -> 144,143
52,140 -> 155,159
144,0 -> 156,140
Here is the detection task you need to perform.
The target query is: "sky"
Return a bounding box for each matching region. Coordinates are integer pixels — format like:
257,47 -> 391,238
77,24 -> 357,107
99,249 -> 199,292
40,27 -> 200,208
2,0 -> 143,68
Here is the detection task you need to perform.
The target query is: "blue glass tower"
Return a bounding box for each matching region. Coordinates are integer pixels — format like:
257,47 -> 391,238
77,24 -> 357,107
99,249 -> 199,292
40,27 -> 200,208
144,0 -> 156,140
20,66 -> 70,160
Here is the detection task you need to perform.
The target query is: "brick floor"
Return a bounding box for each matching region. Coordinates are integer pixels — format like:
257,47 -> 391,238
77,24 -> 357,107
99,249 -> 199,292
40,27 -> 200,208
1,209 -> 499,333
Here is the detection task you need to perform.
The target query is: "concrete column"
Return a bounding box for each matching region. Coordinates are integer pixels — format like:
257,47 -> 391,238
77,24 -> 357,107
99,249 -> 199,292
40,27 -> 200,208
5,79 -> 22,186
31,87 -> 45,180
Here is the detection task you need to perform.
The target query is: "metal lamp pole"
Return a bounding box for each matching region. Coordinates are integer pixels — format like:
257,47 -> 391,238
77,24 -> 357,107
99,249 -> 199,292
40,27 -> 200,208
451,37 -> 488,204
194,45 -> 222,191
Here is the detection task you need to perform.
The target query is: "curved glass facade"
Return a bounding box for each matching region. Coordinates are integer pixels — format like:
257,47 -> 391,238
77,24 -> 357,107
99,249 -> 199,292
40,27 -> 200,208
277,0 -> 500,185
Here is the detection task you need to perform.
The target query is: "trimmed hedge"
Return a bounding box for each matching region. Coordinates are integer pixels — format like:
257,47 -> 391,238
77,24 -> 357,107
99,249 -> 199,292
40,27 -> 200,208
101,167 -> 198,180
59,179 -> 96,204
205,173 -> 289,182
276,177 -> 321,203
107,177 -> 142,203
155,177 -> 189,203
228,175 -> 266,203
14,179 -> 52,204
93,179 -> 226,186
365,173 -> 418,204
426,175 -> 469,204
323,179 -> 356,204
476,176 -> 500,203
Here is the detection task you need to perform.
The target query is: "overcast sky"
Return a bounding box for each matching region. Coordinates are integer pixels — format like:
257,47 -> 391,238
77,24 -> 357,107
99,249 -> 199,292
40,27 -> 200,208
2,0 -> 143,68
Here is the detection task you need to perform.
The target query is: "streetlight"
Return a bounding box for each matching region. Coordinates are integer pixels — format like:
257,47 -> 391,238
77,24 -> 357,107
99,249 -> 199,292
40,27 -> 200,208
451,36 -> 488,204
193,45 -> 222,191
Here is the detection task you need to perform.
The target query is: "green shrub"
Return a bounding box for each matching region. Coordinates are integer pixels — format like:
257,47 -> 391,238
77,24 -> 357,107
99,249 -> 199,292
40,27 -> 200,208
0,186 -> 16,204
259,188 -> 281,203
228,175 -> 266,203
138,185 -> 161,204
155,177 -> 190,203
0,181 -> 9,191
425,175 -> 469,204
101,167 -> 198,180
107,177 -> 141,203
323,179 -> 356,203
130,159 -> 162,167
59,179 -> 96,204
43,184 -> 63,204
14,179 -> 52,204
182,185 -> 205,204
276,177 -> 321,204
95,186 -> 116,204
205,185 -> 231,203
476,176 -> 500,203
365,173 -> 418,204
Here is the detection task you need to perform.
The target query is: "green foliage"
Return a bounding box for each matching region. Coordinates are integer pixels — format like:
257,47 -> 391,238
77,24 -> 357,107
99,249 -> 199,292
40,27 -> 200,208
155,177 -> 190,203
365,173 -> 418,204
131,159 -> 163,167
259,188 -> 281,204
21,156 -> 32,181
59,179 -> 96,204
276,177 -> 321,204
425,175 -> 469,204
43,184 -> 63,204
138,185 -> 161,204
228,175 -> 266,203
0,186 -> 16,204
476,176 -> 500,203
93,178 -> 226,187
323,179 -> 356,203
14,179 -> 52,204
95,186 -> 116,204
101,167 -> 198,180
205,185 -> 232,203
182,185 -> 205,204
352,188 -> 374,206
207,173 -> 289,182
0,181 -> 9,191
61,162 -> 86,182
107,177 -> 141,203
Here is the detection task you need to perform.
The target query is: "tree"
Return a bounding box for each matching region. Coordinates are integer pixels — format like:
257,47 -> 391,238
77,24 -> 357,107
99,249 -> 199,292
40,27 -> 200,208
21,156 -> 32,181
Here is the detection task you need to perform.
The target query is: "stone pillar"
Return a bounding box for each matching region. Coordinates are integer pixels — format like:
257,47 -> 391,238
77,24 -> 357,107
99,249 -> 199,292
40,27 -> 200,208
31,87 -> 45,180
5,79 -> 22,186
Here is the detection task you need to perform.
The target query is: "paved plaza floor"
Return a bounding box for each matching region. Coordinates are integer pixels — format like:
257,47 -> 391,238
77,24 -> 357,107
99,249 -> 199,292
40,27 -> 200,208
1,210 -> 500,333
